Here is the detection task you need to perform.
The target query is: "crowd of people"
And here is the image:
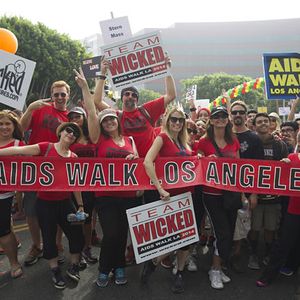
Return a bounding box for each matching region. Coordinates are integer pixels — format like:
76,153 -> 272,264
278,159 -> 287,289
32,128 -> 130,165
0,56 -> 299,295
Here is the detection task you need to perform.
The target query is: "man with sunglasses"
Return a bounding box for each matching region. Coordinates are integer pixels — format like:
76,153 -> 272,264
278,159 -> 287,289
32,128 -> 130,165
229,101 -> 264,273
19,81 -> 70,266
93,56 -> 176,158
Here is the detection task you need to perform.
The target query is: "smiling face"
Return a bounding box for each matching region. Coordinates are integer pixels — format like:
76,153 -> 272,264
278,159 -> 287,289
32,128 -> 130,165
68,112 -> 84,127
254,116 -> 270,134
0,116 -> 14,139
230,104 -> 247,127
210,112 -> 229,128
52,86 -> 69,111
101,115 -> 119,135
168,112 -> 185,134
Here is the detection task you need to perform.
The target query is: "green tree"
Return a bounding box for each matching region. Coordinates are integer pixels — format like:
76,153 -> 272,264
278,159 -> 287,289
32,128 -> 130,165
0,16 -> 91,108
181,72 -> 267,110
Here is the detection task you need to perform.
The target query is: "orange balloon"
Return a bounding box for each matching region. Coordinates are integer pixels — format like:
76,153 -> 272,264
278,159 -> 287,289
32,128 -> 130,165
0,28 -> 18,54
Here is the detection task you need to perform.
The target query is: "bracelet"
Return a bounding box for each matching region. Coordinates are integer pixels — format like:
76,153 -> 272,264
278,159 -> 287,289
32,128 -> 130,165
98,75 -> 106,80
189,107 -> 196,112
78,204 -> 84,207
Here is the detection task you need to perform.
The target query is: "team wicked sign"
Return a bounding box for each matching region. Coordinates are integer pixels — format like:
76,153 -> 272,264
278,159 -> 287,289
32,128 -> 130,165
0,156 -> 299,196
127,192 -> 199,264
101,31 -> 170,89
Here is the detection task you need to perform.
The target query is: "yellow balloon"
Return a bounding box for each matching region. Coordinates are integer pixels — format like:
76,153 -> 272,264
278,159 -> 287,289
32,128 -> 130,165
0,28 -> 18,54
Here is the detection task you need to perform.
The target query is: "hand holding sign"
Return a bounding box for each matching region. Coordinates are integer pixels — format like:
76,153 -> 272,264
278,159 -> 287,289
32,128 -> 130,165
0,28 -> 18,54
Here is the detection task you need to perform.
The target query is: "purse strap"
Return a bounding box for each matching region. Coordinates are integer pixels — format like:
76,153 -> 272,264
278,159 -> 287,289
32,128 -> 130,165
211,140 -> 224,157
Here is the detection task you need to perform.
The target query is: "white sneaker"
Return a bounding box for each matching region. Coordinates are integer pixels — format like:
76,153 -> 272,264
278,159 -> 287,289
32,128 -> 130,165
186,256 -> 198,272
208,269 -> 224,289
220,270 -> 231,283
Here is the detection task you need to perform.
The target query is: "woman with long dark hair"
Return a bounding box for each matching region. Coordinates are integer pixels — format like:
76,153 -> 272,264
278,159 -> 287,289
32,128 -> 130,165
196,106 -> 240,290
0,121 -> 85,289
74,69 -> 142,288
0,110 -> 24,279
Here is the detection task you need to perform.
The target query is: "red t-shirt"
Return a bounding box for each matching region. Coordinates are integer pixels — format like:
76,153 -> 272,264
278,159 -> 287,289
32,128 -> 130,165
287,153 -> 300,215
70,143 -> 95,157
37,142 -> 76,201
157,133 -> 194,196
0,140 -> 25,196
28,104 -> 68,144
119,97 -> 165,157
95,135 -> 136,198
197,137 -> 240,195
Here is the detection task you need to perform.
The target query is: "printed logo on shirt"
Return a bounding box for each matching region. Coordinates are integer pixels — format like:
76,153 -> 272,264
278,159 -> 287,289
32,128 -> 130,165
240,141 -> 249,153
123,116 -> 147,132
41,114 -> 63,133
106,147 -> 132,158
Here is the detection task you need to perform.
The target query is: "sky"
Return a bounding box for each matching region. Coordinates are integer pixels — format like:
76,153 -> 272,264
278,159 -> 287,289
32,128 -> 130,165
2,0 -> 300,40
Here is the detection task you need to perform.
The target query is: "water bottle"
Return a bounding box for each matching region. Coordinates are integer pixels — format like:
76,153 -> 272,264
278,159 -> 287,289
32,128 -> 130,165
242,199 -> 249,211
67,212 -> 89,223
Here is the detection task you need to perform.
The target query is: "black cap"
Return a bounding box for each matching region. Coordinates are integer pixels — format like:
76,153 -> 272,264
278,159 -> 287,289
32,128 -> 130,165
210,106 -> 229,117
120,86 -> 139,100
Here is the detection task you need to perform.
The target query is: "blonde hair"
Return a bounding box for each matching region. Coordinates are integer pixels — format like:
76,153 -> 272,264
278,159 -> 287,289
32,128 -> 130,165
163,107 -> 190,150
51,80 -> 70,94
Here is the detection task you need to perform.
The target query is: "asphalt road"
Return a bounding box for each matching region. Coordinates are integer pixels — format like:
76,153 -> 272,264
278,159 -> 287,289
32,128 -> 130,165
0,219 -> 299,300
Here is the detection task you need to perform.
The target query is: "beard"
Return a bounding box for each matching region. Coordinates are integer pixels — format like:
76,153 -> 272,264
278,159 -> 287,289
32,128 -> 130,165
124,98 -> 136,110
233,117 -> 243,126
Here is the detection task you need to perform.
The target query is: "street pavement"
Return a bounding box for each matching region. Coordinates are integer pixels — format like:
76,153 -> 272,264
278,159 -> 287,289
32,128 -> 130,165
0,219 -> 298,300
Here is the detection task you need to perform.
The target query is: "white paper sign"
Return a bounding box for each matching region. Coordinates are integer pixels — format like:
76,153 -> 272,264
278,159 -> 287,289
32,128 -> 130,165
278,106 -> 291,116
127,192 -> 199,264
0,50 -> 36,110
101,31 -> 170,90
186,85 -> 197,101
100,16 -> 132,45
194,99 -> 210,109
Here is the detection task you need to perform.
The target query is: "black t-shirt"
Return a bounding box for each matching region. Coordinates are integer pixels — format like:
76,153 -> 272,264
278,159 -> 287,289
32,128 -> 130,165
236,130 -> 265,159
259,134 -> 288,203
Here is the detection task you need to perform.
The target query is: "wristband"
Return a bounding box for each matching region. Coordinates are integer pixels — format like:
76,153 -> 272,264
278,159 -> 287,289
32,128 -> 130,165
189,107 -> 196,112
98,75 -> 106,80
78,204 -> 84,207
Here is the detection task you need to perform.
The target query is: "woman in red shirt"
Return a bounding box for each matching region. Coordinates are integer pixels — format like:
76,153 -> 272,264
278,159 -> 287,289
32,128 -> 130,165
74,70 -> 141,288
143,107 -> 194,294
0,110 -> 25,279
196,106 -> 240,290
0,122 -> 85,289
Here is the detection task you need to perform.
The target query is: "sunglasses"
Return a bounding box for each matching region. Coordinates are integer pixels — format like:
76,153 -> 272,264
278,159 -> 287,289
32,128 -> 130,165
65,126 -> 79,138
53,92 -> 67,98
123,91 -> 138,98
211,113 -> 228,119
169,116 -> 185,124
187,128 -> 198,134
231,110 -> 246,116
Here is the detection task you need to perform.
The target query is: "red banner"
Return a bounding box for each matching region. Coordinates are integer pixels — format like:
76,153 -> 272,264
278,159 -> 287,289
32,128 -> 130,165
0,156 -> 299,196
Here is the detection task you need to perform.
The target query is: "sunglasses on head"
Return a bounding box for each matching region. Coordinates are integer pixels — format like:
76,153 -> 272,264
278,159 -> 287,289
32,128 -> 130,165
211,113 -> 228,119
53,92 -> 67,98
123,91 -> 138,98
169,116 -> 185,124
231,110 -> 246,116
65,126 -> 79,138
187,128 -> 198,134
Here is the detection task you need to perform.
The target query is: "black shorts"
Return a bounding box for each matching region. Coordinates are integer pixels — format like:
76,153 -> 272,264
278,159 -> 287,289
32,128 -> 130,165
0,196 -> 14,237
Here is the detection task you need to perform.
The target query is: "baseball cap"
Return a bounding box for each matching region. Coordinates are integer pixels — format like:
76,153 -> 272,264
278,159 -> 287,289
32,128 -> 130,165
67,106 -> 87,117
210,106 -> 229,117
98,108 -> 118,124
